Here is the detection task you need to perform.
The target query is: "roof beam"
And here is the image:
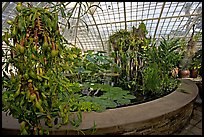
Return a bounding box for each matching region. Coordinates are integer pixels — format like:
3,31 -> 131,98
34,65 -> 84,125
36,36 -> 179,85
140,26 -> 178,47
76,36 -> 85,51
123,2 -> 127,30
71,13 -> 201,28
85,2 -> 105,51
2,2 -> 10,12
90,14 -> 105,50
74,2 -> 82,45
184,4 -> 202,37
184,16 -> 200,37
153,2 -> 166,39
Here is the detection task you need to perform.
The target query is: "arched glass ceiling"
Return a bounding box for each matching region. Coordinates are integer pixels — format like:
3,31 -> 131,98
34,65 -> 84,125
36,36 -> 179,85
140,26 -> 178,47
2,2 -> 202,52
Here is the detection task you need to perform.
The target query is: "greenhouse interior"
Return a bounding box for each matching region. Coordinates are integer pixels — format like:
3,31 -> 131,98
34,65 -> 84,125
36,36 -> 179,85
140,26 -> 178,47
2,2 -> 202,135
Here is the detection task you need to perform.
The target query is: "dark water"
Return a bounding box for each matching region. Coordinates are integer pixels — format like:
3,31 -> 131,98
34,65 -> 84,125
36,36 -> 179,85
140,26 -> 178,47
81,87 -> 176,110
111,88 -> 176,109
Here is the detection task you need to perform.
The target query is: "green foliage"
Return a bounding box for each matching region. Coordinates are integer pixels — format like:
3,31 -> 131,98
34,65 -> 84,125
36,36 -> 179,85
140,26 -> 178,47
178,27 -> 201,70
1,4 -> 96,135
141,38 -> 181,96
107,23 -> 180,100
2,3 -> 185,135
83,50 -> 113,73
138,22 -> 148,35
159,36 -> 182,68
190,48 -> 202,76
142,62 -> 180,96
144,36 -> 182,74
108,23 -> 151,91
80,83 -> 136,111
70,50 -> 119,84
142,63 -> 163,95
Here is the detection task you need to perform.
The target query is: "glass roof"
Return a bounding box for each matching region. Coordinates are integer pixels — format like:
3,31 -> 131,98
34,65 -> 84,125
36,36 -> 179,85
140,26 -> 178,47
2,2 -> 202,52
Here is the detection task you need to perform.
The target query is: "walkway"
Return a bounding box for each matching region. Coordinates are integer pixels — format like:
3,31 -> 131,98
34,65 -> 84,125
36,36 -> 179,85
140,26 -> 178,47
173,95 -> 202,135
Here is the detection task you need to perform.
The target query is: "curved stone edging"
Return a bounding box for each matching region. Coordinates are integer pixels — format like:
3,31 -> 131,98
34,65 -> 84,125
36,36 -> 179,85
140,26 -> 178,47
2,79 -> 198,135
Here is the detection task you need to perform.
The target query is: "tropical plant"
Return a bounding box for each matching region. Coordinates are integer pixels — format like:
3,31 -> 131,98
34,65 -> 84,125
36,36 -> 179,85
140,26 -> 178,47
142,63 -> 163,96
1,4 -> 98,135
107,23 -> 181,100
141,42 -> 180,98
156,36 -> 183,75
189,48 -> 202,78
190,48 -> 202,70
189,32 -> 202,72
65,50 -> 119,84
179,25 -> 198,70
108,22 -> 151,91
79,83 -> 136,112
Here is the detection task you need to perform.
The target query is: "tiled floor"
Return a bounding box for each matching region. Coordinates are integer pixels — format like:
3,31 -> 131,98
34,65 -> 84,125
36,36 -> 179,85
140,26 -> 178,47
173,96 -> 202,135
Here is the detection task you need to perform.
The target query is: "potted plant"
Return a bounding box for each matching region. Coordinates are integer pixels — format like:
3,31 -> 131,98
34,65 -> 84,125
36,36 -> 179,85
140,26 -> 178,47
189,49 -> 202,78
189,31 -> 202,78
178,61 -> 191,78
178,25 -> 197,78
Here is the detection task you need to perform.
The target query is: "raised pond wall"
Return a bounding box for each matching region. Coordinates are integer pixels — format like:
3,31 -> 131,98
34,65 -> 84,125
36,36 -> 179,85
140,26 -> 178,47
2,79 -> 198,135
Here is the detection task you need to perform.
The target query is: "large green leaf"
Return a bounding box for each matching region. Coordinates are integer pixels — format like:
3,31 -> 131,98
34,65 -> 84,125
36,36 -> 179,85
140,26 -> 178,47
60,7 -> 66,18
138,22 -> 148,34
116,99 -> 131,105
32,9 -> 37,28
123,94 -> 136,100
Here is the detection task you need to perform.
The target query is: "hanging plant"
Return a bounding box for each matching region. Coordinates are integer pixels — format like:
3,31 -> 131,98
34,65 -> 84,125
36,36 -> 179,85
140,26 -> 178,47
2,3 -> 98,135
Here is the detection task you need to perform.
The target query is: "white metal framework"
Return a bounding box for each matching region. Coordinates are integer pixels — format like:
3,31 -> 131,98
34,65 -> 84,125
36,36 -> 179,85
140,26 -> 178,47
2,2 -> 202,51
